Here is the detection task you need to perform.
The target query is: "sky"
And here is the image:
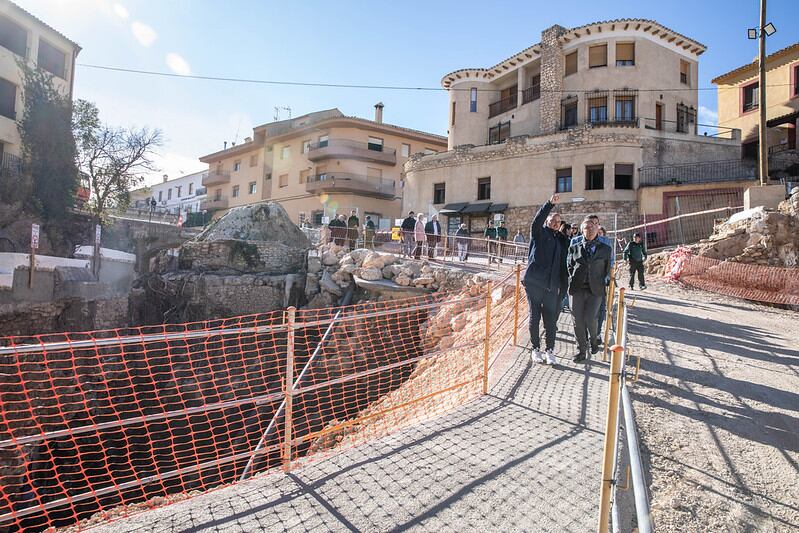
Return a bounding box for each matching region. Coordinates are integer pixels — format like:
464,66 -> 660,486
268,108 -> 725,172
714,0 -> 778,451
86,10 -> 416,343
18,0 -> 799,186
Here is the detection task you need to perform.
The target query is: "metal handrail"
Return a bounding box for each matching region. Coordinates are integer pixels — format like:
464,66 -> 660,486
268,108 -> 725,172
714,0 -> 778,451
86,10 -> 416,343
488,93 -> 518,118
308,138 -> 397,155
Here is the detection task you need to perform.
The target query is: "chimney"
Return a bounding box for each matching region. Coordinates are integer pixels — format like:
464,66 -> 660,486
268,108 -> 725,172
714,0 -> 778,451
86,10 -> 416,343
223,141 -> 227,149
162,174 -> 168,183
374,102 -> 384,124
244,136 -> 252,143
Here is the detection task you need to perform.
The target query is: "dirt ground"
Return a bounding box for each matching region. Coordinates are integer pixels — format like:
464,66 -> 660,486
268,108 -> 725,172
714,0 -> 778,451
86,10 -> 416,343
625,274 -> 799,532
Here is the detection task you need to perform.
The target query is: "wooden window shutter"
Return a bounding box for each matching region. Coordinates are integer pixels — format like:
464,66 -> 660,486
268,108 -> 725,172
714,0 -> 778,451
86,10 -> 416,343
588,44 -> 607,67
616,43 -> 634,62
565,51 -> 578,75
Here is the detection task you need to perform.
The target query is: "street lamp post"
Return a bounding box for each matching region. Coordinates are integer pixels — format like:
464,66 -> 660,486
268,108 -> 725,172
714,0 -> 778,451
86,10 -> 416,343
749,1 -> 777,186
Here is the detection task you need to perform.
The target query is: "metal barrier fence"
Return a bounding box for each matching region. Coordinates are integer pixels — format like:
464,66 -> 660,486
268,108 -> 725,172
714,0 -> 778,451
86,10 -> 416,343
598,287 -> 652,533
0,267 -> 523,531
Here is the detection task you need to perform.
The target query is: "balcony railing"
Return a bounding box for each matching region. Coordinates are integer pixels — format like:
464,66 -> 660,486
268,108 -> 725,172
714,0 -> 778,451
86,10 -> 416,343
305,172 -> 396,199
202,170 -> 231,187
306,139 -> 397,165
639,159 -> 757,187
201,196 -> 229,211
521,86 -> 540,105
488,93 -> 518,118
0,153 -> 22,176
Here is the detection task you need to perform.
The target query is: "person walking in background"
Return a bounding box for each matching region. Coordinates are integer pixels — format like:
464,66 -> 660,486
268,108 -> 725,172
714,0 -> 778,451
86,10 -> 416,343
513,229 -> 526,261
364,215 -> 376,249
328,214 -> 347,246
424,214 -> 442,259
346,210 -> 360,250
413,213 -> 426,260
623,232 -> 648,290
455,223 -> 470,261
523,194 -> 569,366
401,211 -> 416,256
484,220 -> 497,263
496,221 -> 509,263
567,219 -> 612,363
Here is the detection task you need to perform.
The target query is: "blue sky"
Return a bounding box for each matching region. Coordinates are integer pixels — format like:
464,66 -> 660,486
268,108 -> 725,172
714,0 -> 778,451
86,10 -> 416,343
20,0 -> 799,185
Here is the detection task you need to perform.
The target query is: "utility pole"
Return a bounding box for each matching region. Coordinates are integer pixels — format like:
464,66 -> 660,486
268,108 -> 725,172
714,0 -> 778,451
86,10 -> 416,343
758,0 -> 768,186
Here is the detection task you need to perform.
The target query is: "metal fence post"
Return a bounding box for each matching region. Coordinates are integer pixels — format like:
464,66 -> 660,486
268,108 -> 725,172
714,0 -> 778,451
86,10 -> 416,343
598,341 -> 625,533
483,282 -> 493,395
282,306 -> 296,472
513,263 -> 521,346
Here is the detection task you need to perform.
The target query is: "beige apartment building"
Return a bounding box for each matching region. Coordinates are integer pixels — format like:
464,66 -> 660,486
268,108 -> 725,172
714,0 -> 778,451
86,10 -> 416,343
404,19 -> 747,239
712,42 -> 799,178
0,0 -> 80,167
199,107 -> 447,227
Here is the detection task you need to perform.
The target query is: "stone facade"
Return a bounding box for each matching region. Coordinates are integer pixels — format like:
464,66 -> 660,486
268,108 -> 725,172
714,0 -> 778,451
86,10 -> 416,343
178,240 -> 307,275
539,25 -> 566,134
505,200 -> 638,237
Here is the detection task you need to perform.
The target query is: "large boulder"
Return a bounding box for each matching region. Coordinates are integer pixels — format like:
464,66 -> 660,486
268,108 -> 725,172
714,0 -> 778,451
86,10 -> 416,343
194,202 -> 310,246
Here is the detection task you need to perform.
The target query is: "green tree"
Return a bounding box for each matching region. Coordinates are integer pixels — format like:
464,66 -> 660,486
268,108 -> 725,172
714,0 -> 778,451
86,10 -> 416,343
17,63 -> 78,220
73,100 -> 162,220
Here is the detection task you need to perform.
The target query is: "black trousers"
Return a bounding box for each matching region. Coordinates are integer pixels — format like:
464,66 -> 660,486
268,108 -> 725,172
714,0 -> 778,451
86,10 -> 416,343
629,260 -> 645,288
572,289 -> 603,355
525,284 -> 559,351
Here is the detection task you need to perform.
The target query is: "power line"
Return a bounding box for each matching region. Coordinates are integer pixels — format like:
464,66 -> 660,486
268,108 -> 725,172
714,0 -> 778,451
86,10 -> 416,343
77,63 -> 793,93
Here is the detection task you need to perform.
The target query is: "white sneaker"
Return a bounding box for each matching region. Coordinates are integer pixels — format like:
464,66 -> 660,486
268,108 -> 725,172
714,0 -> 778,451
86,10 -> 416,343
545,349 -> 557,365
531,349 -> 545,364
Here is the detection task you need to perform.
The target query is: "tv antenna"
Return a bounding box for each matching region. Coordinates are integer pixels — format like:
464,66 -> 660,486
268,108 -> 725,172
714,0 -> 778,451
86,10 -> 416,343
273,106 -> 292,121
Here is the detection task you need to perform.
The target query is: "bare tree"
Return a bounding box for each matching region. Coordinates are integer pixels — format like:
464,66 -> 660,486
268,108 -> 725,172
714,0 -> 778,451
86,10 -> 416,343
74,99 -> 162,220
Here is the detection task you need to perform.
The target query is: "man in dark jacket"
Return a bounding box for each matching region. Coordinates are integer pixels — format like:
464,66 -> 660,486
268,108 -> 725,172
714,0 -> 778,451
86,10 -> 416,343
455,223 -> 469,261
400,211 -> 416,256
523,194 -> 569,366
623,233 -> 647,289
346,210 -> 360,250
484,221 -> 498,263
424,214 -> 442,259
328,214 -> 347,246
496,221 -> 509,263
567,219 -> 612,363
364,216 -> 376,249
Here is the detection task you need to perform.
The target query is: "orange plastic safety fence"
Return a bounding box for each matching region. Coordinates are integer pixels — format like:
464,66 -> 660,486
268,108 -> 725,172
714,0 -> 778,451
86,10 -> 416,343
0,277 -> 520,531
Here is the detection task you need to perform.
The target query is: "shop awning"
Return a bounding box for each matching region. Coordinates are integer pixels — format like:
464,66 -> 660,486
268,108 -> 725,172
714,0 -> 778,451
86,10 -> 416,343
488,203 -> 508,212
461,202 -> 492,214
439,202 -> 468,214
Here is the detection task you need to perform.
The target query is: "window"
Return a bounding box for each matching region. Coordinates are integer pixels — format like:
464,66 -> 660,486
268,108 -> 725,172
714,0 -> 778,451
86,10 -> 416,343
488,121 -> 511,144
742,82 -> 759,112
477,177 -> 491,200
281,146 -> 290,160
676,103 -> 696,133
433,183 -> 446,204
615,95 -> 635,123
318,135 -> 328,148
680,60 -> 690,85
366,166 -> 382,179
527,74 -> 541,102
216,163 -> 223,173
401,143 -> 410,157
451,101 -> 456,126
368,136 -> 384,152
614,164 -> 634,190
589,44 -> 607,68
248,181 -> 256,194
188,183 -> 193,195
158,190 -> 163,202
565,51 -> 578,76
249,154 -> 258,167
0,78 -> 15,120
0,15 -> 27,58
167,188 -> 172,200
556,168 -> 572,193
279,173 -> 288,187
312,211 -> 324,225
616,43 -> 635,66
470,87 -> 478,112
562,99 -> 578,129
299,169 -> 309,184
232,185 -> 240,198
302,139 -> 311,153
233,160 -> 241,171
588,96 -> 608,124
37,40 -> 66,78
794,64 -> 799,97
214,188 -> 222,201
585,165 -> 604,190
176,185 -> 182,198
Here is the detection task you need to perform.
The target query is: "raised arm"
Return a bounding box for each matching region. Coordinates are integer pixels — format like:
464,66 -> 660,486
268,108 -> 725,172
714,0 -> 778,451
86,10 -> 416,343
530,194 -> 558,239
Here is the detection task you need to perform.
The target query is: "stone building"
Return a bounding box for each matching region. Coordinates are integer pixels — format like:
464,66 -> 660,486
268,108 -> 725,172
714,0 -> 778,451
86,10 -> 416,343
198,106 -> 447,228
403,19 -> 747,236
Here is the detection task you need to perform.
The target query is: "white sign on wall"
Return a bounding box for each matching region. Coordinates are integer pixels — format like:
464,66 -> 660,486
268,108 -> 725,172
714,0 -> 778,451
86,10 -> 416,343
30,224 -> 40,249
321,216 -> 330,225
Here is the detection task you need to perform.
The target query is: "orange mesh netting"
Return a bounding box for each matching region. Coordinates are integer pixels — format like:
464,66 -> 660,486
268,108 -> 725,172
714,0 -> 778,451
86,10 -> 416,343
0,269 -> 520,531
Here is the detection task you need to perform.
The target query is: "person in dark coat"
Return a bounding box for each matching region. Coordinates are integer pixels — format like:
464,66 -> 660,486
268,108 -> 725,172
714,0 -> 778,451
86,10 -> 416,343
328,214 -> 347,246
364,215 -> 376,249
400,211 -> 416,256
623,232 -> 648,289
346,210 -> 360,250
523,194 -> 569,366
484,221 -> 498,263
496,221 -> 509,263
424,214 -> 442,259
567,219 -> 612,363
455,223 -> 470,261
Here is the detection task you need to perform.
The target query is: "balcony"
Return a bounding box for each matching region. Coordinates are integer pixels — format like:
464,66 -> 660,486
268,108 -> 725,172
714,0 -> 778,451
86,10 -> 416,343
521,86 -> 540,105
639,159 -> 757,187
0,153 -> 22,176
202,170 -> 231,187
201,196 -> 229,211
488,93 -> 518,118
306,139 -> 397,165
305,173 -> 396,199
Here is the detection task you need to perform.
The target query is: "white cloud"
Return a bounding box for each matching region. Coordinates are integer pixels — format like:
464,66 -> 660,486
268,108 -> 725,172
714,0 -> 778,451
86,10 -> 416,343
165,53 -> 191,76
131,21 -> 157,47
112,3 -> 129,19
698,105 -> 718,126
